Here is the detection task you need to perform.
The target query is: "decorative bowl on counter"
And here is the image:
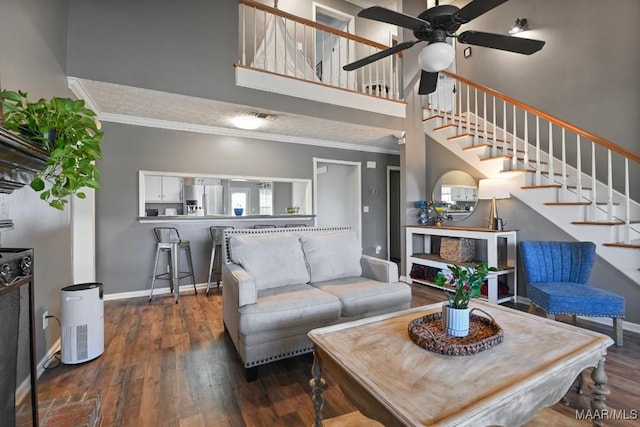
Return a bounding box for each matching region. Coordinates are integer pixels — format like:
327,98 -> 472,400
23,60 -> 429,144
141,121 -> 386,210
286,207 -> 300,214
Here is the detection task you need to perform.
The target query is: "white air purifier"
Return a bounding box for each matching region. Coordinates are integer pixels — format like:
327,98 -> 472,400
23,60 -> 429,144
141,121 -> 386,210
60,283 -> 104,364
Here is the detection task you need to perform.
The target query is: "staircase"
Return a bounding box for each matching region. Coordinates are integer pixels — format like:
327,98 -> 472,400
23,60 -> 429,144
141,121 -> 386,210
423,71 -> 639,284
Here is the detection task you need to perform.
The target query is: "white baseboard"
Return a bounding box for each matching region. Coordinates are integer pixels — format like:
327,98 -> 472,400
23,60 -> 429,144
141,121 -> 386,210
103,282 -> 215,301
16,337 -> 61,405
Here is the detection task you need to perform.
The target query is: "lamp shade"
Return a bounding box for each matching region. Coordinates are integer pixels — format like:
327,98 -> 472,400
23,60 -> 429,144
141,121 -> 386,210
418,42 -> 455,73
478,179 -> 510,200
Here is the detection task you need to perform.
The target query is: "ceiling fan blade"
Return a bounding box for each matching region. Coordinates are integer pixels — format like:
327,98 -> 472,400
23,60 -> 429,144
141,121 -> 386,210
418,70 -> 438,95
343,40 -> 418,71
454,0 -> 509,24
358,6 -> 431,31
458,31 -> 545,54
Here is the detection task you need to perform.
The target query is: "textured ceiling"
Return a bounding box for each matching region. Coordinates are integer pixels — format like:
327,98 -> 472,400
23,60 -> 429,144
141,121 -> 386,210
73,79 -> 403,154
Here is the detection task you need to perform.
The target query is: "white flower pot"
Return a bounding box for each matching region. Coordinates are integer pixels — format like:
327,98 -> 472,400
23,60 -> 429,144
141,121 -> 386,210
442,303 -> 470,337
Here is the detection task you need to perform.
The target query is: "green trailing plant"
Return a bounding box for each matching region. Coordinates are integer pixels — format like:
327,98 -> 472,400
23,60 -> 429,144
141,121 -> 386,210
1,89 -> 103,210
435,262 -> 498,309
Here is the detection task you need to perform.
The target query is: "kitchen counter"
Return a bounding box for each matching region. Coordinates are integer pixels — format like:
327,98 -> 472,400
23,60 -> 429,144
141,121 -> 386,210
137,214 -> 315,223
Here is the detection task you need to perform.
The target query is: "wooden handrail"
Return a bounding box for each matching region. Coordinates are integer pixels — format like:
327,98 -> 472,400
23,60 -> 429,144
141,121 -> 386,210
442,71 -> 640,164
239,0 -> 392,51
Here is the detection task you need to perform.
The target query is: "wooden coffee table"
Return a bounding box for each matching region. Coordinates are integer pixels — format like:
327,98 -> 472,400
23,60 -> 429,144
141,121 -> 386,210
308,300 -> 613,427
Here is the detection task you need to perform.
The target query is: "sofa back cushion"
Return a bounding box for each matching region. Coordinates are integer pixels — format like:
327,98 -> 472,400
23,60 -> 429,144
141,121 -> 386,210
229,234 -> 310,290
300,231 -> 362,282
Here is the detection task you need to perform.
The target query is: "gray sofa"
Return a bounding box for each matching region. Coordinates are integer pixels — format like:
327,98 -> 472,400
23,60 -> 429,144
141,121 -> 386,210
221,227 -> 411,381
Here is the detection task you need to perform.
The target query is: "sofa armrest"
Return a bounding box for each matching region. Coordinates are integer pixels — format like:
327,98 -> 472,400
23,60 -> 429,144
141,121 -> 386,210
223,263 -> 258,307
360,255 -> 399,283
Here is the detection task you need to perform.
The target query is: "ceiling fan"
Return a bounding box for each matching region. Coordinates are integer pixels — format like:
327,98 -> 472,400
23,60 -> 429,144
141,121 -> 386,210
343,0 -> 545,94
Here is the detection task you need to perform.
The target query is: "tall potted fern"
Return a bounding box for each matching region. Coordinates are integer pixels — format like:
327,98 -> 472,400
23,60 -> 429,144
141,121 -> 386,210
1,89 -> 103,210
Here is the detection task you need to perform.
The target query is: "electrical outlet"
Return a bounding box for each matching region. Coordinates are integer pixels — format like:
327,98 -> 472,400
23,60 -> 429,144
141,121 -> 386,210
42,311 -> 49,330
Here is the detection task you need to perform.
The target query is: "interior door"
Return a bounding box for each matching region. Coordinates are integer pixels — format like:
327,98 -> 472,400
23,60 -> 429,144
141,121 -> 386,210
314,158 -> 361,242
388,168 -> 401,261
314,4 -> 353,88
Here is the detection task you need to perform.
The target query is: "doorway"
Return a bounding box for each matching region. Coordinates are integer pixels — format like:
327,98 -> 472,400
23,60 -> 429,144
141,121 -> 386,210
313,3 -> 354,88
313,158 -> 362,242
387,166 -> 401,263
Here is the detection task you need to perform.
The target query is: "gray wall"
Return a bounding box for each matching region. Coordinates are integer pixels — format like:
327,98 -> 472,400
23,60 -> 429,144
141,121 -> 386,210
0,0 -> 72,378
66,0 -> 405,131
97,123 -> 399,294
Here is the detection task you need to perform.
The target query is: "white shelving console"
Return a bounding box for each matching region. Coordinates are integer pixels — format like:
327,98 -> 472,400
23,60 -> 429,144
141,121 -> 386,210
406,225 -> 517,304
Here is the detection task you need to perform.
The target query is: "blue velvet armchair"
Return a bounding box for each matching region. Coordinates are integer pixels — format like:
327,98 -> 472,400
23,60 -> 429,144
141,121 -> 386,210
520,240 -> 625,346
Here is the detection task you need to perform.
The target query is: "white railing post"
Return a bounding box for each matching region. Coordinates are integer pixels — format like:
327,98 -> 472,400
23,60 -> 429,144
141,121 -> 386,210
492,97 -> 497,157
576,135 -> 582,201
273,12 -> 278,74
466,85 -> 470,133
523,111 -> 529,165
241,3 -> 247,65
512,106 -> 517,170
502,101 -> 507,156
561,128 -> 567,201
607,149 -> 613,221
591,141 -> 597,220
483,92 -> 488,144
624,158 -> 630,242
473,88 -> 479,146
457,81 -> 463,133
548,123 -> 554,185
535,116 -> 541,185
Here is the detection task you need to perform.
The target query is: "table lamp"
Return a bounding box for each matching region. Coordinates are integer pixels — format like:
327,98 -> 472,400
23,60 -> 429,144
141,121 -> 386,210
478,178 -> 511,230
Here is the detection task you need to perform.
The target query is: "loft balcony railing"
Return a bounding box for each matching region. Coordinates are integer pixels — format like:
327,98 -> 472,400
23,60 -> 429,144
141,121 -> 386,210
427,71 -> 639,245
237,0 -> 402,101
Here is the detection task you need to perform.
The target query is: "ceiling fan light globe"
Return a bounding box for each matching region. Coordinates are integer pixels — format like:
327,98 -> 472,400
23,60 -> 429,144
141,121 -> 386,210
418,42 -> 455,73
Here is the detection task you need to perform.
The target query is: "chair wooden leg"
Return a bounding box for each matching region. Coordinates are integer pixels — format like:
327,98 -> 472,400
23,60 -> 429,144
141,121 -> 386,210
571,314 -> 577,323
613,317 -> 623,346
528,301 -> 536,314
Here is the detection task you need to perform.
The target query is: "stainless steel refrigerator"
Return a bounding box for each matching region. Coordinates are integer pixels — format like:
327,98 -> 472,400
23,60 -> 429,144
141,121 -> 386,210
205,185 -> 224,215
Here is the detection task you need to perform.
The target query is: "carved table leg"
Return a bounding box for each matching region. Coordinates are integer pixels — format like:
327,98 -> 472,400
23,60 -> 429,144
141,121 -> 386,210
309,350 -> 326,427
589,356 -> 611,427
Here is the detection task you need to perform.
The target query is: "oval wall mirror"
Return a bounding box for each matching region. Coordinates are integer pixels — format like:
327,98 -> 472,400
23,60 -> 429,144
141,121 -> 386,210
431,170 -> 478,221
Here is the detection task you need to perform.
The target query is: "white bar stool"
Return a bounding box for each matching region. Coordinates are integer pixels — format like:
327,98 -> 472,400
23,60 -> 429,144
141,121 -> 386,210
206,226 -> 233,295
150,227 -> 197,303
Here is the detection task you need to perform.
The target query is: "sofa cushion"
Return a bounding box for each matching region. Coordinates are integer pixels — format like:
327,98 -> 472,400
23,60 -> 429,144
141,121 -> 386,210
300,231 -> 362,282
238,284 -> 341,335
311,277 -> 411,318
228,234 -> 310,290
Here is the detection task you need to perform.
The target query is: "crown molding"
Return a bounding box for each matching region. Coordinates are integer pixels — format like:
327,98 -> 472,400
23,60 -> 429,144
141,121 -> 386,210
99,112 -> 400,155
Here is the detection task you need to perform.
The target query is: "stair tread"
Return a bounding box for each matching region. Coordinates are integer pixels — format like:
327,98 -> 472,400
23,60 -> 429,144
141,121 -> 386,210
603,240 -> 640,249
462,143 -> 492,151
432,123 -> 458,132
571,220 -> 625,225
544,201 -> 621,206
521,184 -> 563,189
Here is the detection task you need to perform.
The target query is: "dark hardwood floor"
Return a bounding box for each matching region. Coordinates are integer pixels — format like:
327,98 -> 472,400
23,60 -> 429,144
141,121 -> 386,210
35,285 -> 640,426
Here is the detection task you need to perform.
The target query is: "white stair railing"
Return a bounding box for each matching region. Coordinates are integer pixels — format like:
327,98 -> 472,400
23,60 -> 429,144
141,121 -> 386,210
425,71 -> 640,244
238,0 -> 401,100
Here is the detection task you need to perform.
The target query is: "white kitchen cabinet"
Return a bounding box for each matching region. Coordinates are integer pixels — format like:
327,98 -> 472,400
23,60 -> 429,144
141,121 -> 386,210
145,175 -> 183,203
406,225 -> 517,304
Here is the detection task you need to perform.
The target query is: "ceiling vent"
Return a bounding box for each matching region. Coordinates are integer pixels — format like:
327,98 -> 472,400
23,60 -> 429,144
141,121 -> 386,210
247,111 -> 274,120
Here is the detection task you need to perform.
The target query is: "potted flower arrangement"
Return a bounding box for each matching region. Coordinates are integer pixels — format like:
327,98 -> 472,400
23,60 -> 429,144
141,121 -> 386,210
1,89 -> 103,210
435,262 -> 497,336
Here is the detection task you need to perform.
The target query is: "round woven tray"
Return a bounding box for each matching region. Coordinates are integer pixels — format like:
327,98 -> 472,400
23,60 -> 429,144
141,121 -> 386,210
408,308 -> 504,356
